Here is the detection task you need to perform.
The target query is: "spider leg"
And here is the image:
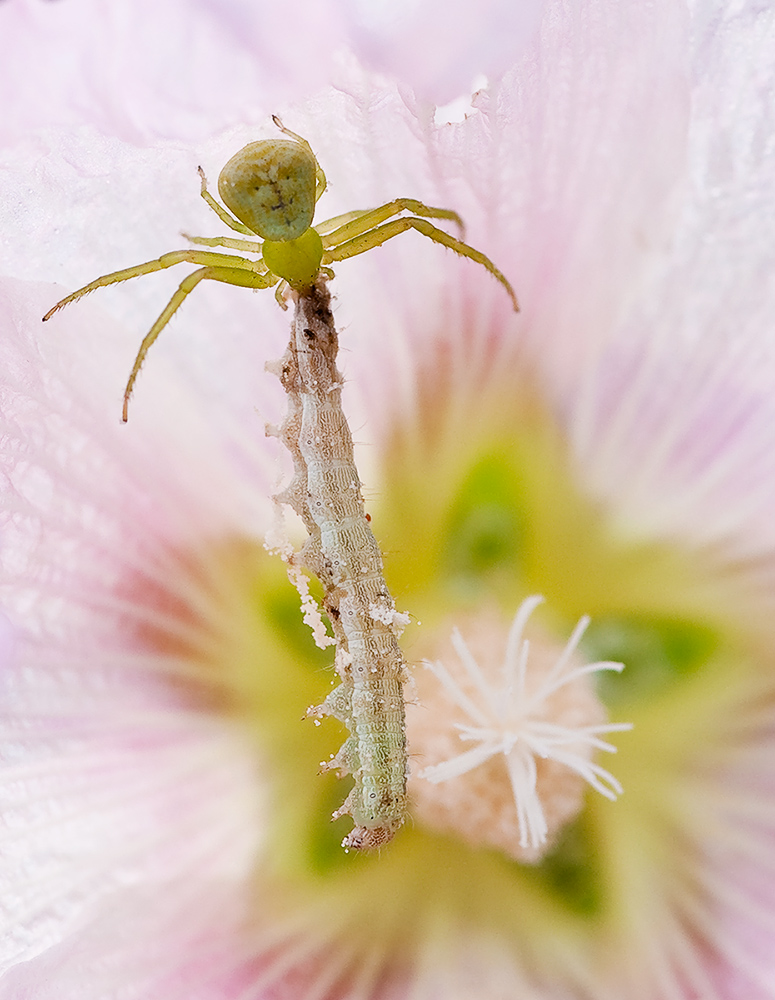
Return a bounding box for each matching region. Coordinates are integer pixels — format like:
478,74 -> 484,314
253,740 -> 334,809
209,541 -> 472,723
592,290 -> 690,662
271,116 -> 328,202
183,233 -> 263,253
315,209 -> 374,238
122,264 -> 278,421
314,165 -> 328,204
197,166 -> 256,236
318,199 -> 465,248
274,279 -> 290,309
43,249 -> 264,320
323,218 -> 519,311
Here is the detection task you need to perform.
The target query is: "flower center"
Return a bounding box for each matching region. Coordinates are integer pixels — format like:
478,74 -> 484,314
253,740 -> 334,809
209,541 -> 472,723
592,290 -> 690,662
406,597 -> 631,862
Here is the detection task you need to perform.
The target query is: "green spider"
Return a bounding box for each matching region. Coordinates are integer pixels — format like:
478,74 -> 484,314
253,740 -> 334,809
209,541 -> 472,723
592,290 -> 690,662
44,117 -> 519,421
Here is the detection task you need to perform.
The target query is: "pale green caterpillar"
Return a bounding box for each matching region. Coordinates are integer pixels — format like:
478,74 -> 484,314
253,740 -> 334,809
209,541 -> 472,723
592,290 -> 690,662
271,281 -> 408,849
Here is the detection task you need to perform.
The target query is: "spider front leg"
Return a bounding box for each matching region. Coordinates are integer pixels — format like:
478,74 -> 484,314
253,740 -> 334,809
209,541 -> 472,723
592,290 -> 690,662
323,217 -> 519,311
122,264 -> 278,421
42,249 -> 267,320
314,209 -> 375,239
317,198 -> 464,247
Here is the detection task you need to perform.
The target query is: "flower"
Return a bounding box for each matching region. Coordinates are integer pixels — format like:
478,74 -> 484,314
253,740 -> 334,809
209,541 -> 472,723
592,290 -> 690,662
2,2 -> 775,999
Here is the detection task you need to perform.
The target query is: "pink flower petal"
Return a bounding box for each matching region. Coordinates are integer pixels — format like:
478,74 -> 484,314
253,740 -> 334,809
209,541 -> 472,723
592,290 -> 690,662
0,0 -> 541,147
342,0 -> 542,105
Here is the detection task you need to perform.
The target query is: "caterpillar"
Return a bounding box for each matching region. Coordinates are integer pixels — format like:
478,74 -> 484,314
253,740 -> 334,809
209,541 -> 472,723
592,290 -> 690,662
269,278 -> 408,850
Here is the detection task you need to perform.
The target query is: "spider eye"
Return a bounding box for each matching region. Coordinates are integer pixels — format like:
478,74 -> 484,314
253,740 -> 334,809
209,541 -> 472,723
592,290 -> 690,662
218,139 -> 317,241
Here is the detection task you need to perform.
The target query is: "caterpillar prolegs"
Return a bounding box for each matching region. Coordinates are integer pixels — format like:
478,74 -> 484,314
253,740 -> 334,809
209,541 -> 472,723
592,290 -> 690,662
269,278 -> 408,850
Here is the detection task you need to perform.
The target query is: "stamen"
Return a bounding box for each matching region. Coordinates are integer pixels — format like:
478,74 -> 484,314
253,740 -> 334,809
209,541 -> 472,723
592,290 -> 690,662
407,596 -> 632,862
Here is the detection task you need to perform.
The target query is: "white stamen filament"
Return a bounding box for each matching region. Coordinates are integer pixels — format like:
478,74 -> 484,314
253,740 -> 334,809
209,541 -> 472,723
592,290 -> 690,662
418,595 -> 632,853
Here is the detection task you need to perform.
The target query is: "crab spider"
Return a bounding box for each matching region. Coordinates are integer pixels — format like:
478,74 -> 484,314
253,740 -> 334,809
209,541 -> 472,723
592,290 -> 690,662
44,117 -> 519,421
